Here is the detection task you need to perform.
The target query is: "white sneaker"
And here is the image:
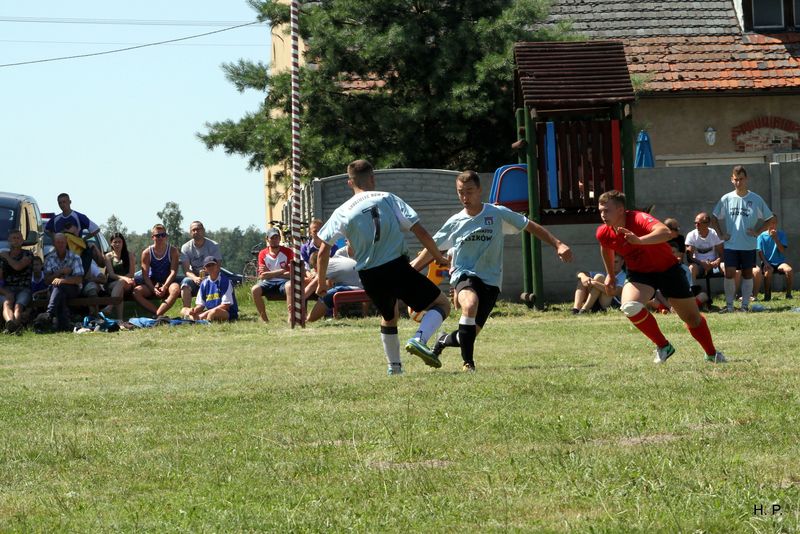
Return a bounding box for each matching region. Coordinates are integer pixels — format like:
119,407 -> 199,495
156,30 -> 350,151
705,351 -> 727,363
653,342 -> 676,364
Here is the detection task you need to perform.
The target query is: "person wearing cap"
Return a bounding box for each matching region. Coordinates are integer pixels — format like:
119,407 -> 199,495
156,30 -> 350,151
250,227 -> 293,323
181,256 -> 238,322
179,221 -> 223,309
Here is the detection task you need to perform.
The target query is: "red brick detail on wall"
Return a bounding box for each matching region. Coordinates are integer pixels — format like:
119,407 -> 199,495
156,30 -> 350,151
731,116 -> 800,152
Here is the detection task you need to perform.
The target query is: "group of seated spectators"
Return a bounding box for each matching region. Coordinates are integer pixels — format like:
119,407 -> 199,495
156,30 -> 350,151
0,193 -> 242,334
248,218 -> 362,324
0,194 -> 363,334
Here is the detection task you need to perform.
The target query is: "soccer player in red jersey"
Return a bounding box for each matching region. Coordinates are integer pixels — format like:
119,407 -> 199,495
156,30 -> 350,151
596,190 -> 726,363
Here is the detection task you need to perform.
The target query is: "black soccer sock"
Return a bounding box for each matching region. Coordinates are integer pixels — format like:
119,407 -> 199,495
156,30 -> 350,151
458,323 -> 477,364
444,329 -> 460,347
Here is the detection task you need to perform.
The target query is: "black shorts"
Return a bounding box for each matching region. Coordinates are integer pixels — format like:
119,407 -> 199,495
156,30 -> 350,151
626,263 -> 693,299
358,256 -> 442,321
453,274 -> 500,328
723,249 -> 756,271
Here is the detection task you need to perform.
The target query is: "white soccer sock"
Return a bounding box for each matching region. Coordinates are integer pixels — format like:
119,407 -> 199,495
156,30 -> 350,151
724,278 -> 735,308
741,278 -> 753,308
414,308 -> 446,344
381,327 -> 402,366
459,315 -> 477,326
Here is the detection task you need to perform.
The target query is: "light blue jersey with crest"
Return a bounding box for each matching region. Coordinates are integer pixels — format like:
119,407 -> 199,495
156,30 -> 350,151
712,190 -> 773,251
318,191 -> 419,271
433,203 -> 528,290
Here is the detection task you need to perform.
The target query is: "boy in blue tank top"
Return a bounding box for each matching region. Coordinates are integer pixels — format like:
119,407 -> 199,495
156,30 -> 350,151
316,159 -> 452,375
132,223 -> 182,317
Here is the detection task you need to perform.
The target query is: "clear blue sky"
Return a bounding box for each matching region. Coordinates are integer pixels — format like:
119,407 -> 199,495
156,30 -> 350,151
1,1 -> 271,234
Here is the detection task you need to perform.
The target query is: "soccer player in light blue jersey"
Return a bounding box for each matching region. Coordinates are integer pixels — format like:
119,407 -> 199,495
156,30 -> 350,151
414,170 -> 573,372
316,159 -> 452,375
710,165 -> 774,312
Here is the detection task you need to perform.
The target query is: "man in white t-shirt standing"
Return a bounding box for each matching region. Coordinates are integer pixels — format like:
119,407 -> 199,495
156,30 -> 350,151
710,165 -> 774,312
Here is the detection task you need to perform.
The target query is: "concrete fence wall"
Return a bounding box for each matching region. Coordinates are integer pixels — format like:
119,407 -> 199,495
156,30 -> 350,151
311,163 -> 800,302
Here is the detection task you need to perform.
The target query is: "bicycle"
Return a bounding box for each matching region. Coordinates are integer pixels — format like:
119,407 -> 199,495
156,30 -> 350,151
241,243 -> 264,284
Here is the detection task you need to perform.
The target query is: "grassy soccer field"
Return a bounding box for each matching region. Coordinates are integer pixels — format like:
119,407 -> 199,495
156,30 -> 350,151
2,292 -> 799,532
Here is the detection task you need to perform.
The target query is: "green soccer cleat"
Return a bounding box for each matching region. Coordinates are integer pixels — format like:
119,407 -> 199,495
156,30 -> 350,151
404,338 -> 442,368
704,351 -> 727,363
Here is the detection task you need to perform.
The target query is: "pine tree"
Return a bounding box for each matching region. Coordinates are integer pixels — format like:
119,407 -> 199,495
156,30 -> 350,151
198,0 -> 565,180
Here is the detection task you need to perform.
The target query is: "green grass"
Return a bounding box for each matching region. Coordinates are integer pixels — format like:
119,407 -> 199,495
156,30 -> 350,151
2,292 -> 799,532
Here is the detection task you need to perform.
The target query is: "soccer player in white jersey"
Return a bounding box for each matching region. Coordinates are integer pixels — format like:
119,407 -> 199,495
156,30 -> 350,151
414,170 -> 573,372
316,159 -> 452,375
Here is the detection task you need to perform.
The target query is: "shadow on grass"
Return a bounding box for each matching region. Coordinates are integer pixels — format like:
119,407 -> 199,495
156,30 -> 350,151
511,363 -> 599,370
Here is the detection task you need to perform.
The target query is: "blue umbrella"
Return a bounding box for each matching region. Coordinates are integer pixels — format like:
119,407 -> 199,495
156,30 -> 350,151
635,130 -> 654,168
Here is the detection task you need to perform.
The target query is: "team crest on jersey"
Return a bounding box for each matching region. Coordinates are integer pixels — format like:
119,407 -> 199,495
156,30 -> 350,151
484,216 -> 494,225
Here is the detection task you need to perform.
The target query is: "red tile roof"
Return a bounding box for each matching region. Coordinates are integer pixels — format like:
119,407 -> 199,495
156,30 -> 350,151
625,33 -> 800,92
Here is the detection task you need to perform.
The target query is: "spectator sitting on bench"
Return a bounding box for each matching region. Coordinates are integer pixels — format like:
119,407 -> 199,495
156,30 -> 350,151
35,233 -> 84,332
572,254 -> 624,314
303,251 -> 362,323
300,219 -> 338,272
251,227 -> 292,323
62,220 -> 104,275
80,257 -> 108,315
181,256 -> 238,322
0,229 -> 34,334
132,224 -> 181,317
30,256 -> 48,299
102,232 -> 136,319
179,220 -> 222,309
685,212 -> 724,283
664,218 -> 686,260
757,215 -> 793,300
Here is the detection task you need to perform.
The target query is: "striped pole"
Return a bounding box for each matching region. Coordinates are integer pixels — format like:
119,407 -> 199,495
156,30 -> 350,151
289,0 -> 305,328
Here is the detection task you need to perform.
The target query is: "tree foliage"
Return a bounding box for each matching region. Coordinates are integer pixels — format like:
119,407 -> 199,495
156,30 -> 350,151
156,202 -> 185,244
102,215 -> 128,237
199,0 -> 564,181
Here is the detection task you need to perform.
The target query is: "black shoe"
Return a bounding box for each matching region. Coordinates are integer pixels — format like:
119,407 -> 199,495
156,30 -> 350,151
33,312 -> 52,334
432,332 -> 448,357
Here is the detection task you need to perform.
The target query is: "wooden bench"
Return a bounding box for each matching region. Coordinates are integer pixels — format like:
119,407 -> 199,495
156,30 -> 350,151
697,269 -> 724,296
32,296 -> 122,311
332,289 -> 372,318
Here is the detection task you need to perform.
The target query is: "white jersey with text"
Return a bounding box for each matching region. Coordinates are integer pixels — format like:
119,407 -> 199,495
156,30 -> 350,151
318,191 -> 419,271
433,203 -> 528,290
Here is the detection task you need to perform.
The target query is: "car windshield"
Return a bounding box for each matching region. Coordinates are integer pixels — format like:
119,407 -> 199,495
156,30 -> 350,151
0,207 -> 16,241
